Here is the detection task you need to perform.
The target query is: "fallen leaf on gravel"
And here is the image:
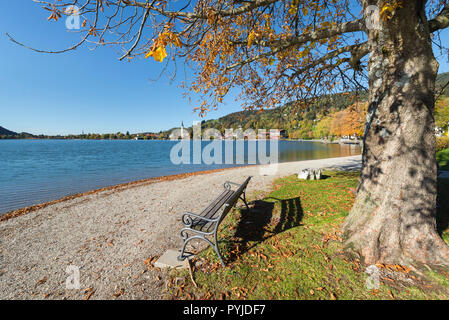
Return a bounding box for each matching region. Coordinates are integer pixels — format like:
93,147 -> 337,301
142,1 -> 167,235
36,276 -> 47,286
112,288 -> 124,298
144,256 -> 158,269
84,288 -> 95,300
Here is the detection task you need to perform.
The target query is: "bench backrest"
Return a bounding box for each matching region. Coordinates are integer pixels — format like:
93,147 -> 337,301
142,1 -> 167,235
217,176 -> 251,225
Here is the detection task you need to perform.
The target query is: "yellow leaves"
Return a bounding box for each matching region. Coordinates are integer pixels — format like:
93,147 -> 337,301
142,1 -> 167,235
380,1 -> 403,21
288,0 -> 304,15
288,5 -> 298,15
380,4 -> 394,21
302,7 -> 309,16
145,27 -> 183,63
247,31 -> 256,49
145,46 -> 167,62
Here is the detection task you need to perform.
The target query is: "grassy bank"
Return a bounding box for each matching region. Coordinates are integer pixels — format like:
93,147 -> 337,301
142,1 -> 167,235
438,148 -> 449,171
166,171 -> 449,300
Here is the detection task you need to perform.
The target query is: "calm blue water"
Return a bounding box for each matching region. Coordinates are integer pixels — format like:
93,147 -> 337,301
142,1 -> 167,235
0,140 -> 360,214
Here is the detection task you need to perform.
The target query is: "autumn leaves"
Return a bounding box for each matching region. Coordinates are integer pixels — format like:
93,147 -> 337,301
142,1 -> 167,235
145,26 -> 183,62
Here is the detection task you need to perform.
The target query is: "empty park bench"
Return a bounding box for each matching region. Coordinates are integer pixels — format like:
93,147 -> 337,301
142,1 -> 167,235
177,176 -> 252,267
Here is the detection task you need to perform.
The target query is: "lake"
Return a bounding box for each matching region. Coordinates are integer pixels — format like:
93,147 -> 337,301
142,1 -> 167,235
0,139 -> 361,214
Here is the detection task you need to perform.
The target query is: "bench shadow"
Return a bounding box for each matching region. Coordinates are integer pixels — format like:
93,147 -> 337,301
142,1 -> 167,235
224,196 -> 304,264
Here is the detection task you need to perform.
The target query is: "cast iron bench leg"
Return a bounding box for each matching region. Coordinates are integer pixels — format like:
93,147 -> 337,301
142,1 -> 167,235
239,191 -> 250,211
177,231 -> 225,268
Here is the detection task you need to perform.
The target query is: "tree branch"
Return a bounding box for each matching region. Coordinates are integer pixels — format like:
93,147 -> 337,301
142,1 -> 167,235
132,0 -> 281,20
429,5 -> 449,32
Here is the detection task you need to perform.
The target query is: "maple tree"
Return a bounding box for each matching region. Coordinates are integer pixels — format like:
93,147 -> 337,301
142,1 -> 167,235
330,102 -> 367,137
12,0 -> 449,268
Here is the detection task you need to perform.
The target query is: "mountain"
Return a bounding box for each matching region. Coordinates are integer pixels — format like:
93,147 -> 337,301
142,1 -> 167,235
0,126 -> 17,136
436,72 -> 449,96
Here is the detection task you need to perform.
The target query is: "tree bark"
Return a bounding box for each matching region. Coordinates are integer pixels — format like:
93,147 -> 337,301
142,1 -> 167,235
342,0 -> 449,267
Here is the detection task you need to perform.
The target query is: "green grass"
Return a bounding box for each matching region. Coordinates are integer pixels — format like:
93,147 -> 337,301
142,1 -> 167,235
166,171 -> 449,300
438,148 -> 449,171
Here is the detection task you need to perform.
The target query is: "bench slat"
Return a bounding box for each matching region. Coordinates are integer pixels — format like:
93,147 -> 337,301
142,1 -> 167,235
201,189 -> 234,220
218,176 -> 251,224
191,189 -> 234,232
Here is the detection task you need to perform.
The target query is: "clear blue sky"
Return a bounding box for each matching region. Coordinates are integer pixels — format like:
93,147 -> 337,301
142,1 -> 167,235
1,1 -> 449,135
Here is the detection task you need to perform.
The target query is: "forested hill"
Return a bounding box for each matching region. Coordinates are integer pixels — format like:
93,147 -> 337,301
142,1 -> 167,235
185,72 -> 449,137
197,91 -> 367,135
436,72 -> 449,96
0,126 -> 17,136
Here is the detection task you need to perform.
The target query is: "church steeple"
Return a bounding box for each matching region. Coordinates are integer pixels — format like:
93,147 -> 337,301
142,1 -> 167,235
180,121 -> 184,138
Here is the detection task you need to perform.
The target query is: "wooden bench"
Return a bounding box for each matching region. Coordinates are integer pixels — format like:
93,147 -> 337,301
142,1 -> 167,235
177,176 -> 251,267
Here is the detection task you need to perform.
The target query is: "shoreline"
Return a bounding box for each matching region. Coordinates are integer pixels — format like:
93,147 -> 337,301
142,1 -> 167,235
0,165 -> 254,222
0,154 -> 361,222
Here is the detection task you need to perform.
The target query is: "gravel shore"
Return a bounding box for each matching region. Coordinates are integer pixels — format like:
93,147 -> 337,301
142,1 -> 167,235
0,155 -> 361,300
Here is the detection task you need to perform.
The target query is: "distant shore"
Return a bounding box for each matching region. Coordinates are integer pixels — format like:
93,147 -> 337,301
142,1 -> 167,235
0,155 -> 361,300
296,138 -> 362,145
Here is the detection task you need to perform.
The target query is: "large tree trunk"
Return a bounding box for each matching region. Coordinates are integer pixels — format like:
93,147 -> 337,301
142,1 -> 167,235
342,0 -> 449,267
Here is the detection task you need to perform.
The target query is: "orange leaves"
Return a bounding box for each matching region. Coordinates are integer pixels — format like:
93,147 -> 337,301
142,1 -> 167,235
45,8 -> 61,21
112,288 -> 125,298
144,256 -> 158,269
36,276 -> 47,286
375,263 -> 412,274
84,287 -> 95,300
88,27 -> 98,37
330,102 -> 368,138
322,232 -> 343,247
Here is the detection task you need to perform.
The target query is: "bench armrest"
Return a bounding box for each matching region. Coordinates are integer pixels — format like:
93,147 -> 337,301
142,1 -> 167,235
181,211 -> 220,226
224,176 -> 252,190
224,181 -> 242,189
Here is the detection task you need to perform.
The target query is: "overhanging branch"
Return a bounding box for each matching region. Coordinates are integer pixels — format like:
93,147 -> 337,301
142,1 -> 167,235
430,5 -> 449,32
